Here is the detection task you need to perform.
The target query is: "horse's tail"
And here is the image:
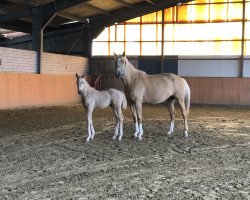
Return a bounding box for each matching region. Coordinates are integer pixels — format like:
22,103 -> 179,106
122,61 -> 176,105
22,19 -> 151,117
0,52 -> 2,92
122,93 -> 127,110
184,80 -> 191,115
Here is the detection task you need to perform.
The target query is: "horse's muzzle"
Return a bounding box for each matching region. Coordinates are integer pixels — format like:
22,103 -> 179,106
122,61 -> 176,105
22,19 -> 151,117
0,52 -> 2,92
115,72 -> 124,79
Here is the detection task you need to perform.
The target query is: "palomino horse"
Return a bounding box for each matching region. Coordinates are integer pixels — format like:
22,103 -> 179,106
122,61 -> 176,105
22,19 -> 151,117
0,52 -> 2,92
76,73 -> 127,142
114,52 -> 190,140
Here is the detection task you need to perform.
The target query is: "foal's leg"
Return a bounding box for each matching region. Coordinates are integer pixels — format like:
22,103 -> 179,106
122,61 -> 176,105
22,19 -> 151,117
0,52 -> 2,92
86,107 -> 94,142
117,106 -> 124,140
178,99 -> 189,138
167,99 -> 176,137
111,106 -> 119,140
130,105 -> 139,138
135,101 -> 143,140
90,121 -> 95,140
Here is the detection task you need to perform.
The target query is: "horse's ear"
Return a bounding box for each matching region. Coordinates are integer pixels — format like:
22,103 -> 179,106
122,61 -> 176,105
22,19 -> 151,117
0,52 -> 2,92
82,73 -> 86,78
122,51 -> 126,57
76,73 -> 79,78
113,52 -> 118,58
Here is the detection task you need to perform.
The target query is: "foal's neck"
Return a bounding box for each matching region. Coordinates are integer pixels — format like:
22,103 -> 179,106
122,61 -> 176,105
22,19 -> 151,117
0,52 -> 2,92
81,84 -> 94,98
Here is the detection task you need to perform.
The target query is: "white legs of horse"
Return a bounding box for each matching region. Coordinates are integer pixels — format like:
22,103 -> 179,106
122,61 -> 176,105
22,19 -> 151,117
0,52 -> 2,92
130,98 -> 189,140
133,123 -> 143,140
178,99 -> 189,138
167,121 -> 175,137
167,99 -> 175,137
167,98 -> 189,138
130,104 -> 144,140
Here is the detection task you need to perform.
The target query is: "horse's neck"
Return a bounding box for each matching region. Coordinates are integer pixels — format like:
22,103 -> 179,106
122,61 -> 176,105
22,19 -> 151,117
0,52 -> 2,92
123,61 -> 139,86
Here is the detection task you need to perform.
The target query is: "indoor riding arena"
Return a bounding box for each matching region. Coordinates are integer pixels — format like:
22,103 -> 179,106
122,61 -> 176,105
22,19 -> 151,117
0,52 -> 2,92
0,0 -> 250,199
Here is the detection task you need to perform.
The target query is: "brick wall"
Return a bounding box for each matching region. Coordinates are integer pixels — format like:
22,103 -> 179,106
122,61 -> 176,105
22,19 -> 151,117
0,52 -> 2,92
0,47 -> 88,109
42,52 -> 88,75
0,47 -> 36,73
0,47 -> 88,75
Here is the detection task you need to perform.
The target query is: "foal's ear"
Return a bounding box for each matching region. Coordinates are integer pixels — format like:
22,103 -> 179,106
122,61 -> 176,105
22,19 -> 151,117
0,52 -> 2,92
113,52 -> 118,58
82,73 -> 86,78
122,51 -> 126,57
76,73 -> 79,78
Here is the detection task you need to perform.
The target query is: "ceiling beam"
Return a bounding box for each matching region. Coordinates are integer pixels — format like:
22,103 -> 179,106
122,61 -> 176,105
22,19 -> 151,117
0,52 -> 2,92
144,0 -> 156,5
91,0 -> 194,38
0,26 -> 85,46
57,12 -> 88,23
83,3 -> 110,16
0,9 -> 32,22
0,0 -> 90,22
4,0 -> 37,6
113,0 -> 133,9
0,20 -> 32,33
53,0 -> 90,13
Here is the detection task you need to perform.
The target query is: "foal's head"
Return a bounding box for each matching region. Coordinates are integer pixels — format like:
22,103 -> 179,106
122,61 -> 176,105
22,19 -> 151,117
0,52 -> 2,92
75,73 -> 88,94
114,51 -> 127,79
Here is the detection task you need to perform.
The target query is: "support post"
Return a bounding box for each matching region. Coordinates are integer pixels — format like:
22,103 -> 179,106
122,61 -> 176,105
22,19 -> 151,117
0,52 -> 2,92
240,0 -> 246,77
32,7 -> 43,74
32,6 -> 56,74
161,9 -> 165,73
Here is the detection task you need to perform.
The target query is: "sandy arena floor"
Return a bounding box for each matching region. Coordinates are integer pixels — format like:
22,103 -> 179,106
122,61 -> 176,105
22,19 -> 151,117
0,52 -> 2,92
0,104 -> 250,199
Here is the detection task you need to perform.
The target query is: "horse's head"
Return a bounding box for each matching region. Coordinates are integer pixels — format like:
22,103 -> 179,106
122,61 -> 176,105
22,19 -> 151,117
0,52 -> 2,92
114,51 -> 127,79
75,73 -> 88,94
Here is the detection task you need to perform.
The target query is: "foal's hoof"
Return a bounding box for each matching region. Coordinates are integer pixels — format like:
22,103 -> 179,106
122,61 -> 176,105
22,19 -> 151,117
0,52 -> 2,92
138,136 -> 142,140
112,135 -> 118,140
167,131 -> 173,136
167,133 -> 173,139
184,131 -> 188,138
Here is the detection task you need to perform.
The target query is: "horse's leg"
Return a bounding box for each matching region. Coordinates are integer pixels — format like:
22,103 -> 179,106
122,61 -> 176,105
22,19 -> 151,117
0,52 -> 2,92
111,106 -> 119,140
130,104 -> 139,138
135,101 -> 143,140
178,99 -> 189,138
117,106 -> 124,140
167,99 -> 176,137
86,106 -> 94,142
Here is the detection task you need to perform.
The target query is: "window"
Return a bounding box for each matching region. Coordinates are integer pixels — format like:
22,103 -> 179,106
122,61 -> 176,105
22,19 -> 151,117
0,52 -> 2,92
92,1 -> 249,56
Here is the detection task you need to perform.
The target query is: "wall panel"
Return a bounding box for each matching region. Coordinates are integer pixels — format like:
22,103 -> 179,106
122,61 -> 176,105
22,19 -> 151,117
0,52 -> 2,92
93,75 -> 250,105
184,77 -> 249,105
0,73 -> 81,109
178,58 -> 240,77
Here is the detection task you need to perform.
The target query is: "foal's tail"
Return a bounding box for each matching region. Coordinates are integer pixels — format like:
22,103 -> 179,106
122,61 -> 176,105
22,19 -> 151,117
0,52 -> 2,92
122,93 -> 127,110
184,80 -> 191,115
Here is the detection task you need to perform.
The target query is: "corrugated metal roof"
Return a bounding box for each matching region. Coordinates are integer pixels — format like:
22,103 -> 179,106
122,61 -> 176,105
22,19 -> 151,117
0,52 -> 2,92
0,0 -> 192,39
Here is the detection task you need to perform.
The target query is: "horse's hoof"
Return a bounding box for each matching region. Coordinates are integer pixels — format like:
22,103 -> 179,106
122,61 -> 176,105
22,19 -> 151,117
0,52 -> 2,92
184,131 -> 188,138
167,131 -> 173,136
138,136 -> 142,140
167,135 -> 173,139
118,137 -> 122,141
